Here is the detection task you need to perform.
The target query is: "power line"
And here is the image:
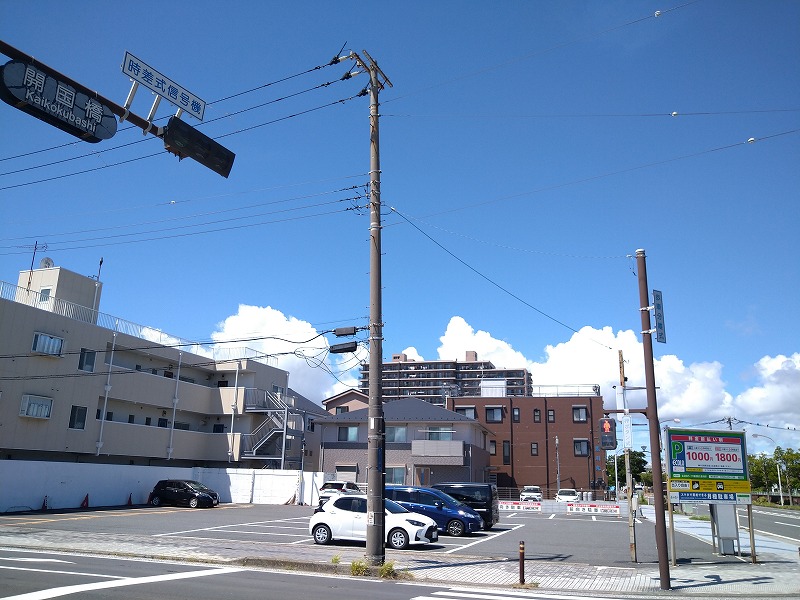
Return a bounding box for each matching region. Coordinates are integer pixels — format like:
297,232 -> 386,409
389,206 -> 613,350
0,185 -> 366,246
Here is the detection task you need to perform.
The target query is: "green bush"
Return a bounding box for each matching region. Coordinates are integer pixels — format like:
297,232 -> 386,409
351,559 -> 369,576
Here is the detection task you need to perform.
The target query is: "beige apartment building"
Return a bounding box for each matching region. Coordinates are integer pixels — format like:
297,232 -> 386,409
0,262 -> 326,469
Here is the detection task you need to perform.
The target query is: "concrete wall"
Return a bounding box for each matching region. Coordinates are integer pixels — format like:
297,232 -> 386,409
0,461 -> 327,512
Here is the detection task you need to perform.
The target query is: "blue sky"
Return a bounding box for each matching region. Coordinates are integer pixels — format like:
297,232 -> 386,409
1,1 -> 798,454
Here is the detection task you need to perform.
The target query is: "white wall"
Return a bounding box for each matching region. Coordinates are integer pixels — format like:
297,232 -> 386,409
0,461 -> 329,512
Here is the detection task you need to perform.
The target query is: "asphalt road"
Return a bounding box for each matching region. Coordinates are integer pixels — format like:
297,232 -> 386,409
0,502 -> 750,567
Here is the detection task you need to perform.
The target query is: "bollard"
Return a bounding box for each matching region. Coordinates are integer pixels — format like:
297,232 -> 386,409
519,540 -> 525,584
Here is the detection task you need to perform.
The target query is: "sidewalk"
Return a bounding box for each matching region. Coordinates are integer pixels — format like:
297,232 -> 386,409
0,509 -> 797,598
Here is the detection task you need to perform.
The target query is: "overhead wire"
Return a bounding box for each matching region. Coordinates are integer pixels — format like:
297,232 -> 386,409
389,206 -> 613,350
0,184 -> 366,246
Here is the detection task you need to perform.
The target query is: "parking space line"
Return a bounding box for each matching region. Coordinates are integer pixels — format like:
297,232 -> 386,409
443,523 -> 524,554
0,564 -> 125,579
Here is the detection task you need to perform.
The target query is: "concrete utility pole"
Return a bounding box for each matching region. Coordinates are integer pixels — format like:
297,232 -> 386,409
618,350 -> 637,562
635,249 -> 671,590
350,50 -> 392,566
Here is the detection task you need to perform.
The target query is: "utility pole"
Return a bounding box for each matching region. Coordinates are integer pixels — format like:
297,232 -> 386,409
635,249 -> 671,590
350,49 -> 392,566
619,350 -> 637,562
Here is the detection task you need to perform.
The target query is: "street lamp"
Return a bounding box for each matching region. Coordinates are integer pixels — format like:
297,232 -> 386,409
752,434 -> 784,505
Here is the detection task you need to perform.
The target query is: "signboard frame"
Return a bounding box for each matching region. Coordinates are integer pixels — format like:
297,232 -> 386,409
665,427 -> 751,504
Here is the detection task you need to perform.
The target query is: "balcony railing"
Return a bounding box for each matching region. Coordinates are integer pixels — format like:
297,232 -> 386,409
1,279 -> 276,367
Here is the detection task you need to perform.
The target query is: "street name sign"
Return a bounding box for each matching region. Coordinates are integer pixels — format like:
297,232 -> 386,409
653,289 -> 666,343
0,60 -> 117,142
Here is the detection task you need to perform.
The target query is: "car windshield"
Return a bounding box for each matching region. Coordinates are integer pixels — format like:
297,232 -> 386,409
524,486 -> 540,492
384,499 -> 410,514
433,489 -> 466,507
185,481 -> 210,492
321,482 -> 344,490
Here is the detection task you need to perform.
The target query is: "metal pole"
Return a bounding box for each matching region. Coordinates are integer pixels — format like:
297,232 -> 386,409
555,436 -> 560,491
357,49 -> 391,566
777,462 -> 784,505
166,352 -> 182,460
95,323 -> 118,455
619,351 -> 636,560
747,504 -> 757,563
635,249 -> 671,590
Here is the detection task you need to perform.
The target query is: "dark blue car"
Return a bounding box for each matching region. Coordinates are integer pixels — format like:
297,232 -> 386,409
385,485 -> 483,536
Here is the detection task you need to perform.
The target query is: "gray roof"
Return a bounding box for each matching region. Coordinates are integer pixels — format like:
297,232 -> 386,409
316,398 -> 477,424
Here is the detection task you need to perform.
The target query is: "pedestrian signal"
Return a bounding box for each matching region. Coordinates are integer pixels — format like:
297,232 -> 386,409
599,418 -> 617,450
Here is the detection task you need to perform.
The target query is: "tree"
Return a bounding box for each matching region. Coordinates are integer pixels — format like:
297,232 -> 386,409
605,450 -> 648,486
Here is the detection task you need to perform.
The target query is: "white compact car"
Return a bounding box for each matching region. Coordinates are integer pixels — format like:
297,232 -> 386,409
555,488 -> 579,503
309,494 -> 438,549
519,485 -> 542,502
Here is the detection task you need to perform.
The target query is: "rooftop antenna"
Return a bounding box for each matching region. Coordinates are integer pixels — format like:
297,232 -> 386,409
25,241 -> 48,290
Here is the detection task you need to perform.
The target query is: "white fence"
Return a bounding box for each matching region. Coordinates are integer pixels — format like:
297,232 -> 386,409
0,461 -> 328,512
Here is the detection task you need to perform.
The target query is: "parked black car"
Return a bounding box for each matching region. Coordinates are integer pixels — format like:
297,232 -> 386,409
431,482 -> 499,530
149,480 -> 219,508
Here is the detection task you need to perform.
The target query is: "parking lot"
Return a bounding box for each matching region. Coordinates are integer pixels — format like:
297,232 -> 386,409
0,502 -> 655,564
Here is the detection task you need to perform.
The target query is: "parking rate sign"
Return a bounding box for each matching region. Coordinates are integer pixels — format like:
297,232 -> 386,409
667,429 -> 748,481
666,428 -> 751,504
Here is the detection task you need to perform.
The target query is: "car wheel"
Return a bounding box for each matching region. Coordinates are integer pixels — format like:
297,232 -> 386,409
150,495 -> 161,506
189,497 -> 199,508
387,528 -> 409,550
312,524 -> 332,545
446,519 -> 465,536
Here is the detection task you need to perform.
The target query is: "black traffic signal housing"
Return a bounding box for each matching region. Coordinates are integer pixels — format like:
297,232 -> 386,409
163,116 -> 235,178
599,417 -> 617,450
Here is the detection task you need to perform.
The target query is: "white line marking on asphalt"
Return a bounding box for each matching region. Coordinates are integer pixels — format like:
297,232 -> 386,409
1,559 -> 73,564
1,566 -> 243,600
775,520 -> 800,529
417,588 -> 632,600
753,528 -> 800,543
0,564 -> 125,579
444,524 -> 524,554
548,514 -> 555,519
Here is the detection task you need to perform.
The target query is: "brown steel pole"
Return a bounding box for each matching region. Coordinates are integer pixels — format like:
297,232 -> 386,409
635,249 -> 671,590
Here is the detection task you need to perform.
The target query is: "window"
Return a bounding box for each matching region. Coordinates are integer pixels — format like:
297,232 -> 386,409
158,418 -> 168,428
547,409 -> 555,423
533,408 -> 541,423
78,349 -> 96,372
485,407 -> 503,423
19,395 -> 52,419
174,422 -> 190,430
502,440 -> 511,465
455,406 -> 476,419
96,409 -> 112,421
574,438 -> 590,457
386,425 -> 407,442
69,405 -> 87,429
32,332 -> 64,356
212,423 -> 225,433
386,466 -> 405,484
39,287 -> 51,302
572,406 -> 588,423
272,384 -> 285,397
335,406 -> 349,414
426,426 -> 452,441
145,417 -> 152,426
128,414 -> 135,424
307,418 -> 315,432
338,426 -> 358,442
512,407 -> 520,423
531,442 -> 539,456
489,440 -> 496,455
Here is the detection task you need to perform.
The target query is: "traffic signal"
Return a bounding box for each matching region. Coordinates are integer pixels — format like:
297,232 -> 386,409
599,417 -> 617,450
163,116 -> 235,178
